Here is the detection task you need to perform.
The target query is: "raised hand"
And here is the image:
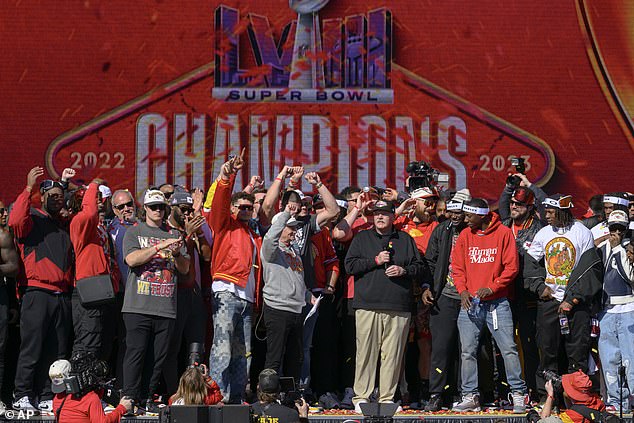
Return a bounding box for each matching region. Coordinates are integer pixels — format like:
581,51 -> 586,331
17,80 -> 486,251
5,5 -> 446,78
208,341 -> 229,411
61,168 -> 76,182
304,171 -> 321,186
185,215 -> 205,236
285,202 -> 299,216
249,175 -> 264,189
192,188 -> 204,214
27,166 -> 44,189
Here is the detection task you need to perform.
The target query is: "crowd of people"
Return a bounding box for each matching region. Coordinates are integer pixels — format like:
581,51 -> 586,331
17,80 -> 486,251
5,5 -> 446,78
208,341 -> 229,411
0,152 -> 632,422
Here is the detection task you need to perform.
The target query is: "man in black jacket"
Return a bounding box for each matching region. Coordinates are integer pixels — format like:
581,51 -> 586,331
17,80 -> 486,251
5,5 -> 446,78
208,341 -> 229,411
524,194 -> 603,400
421,189 -> 470,412
345,201 -> 427,413
499,186 -> 543,398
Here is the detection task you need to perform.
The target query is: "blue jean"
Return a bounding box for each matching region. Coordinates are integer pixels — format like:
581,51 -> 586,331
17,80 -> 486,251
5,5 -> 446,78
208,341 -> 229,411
209,291 -> 252,403
300,302 -> 319,388
598,310 -> 634,410
457,297 -> 526,395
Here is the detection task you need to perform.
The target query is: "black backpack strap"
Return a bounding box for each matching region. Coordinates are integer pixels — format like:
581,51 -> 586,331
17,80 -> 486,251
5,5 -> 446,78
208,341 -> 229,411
55,395 -> 69,423
569,404 -> 602,422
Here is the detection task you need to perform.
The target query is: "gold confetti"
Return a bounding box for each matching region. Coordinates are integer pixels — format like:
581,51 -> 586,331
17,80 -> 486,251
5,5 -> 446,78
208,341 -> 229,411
501,382 -> 508,386
592,348 -> 598,353
444,385 -> 450,390
436,368 -> 443,374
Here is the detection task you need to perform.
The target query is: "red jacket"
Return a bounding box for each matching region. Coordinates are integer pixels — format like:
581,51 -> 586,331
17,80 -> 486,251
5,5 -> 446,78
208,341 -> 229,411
70,183 -> 120,292
53,392 -> 126,423
450,213 -> 519,300
206,174 -> 263,309
8,188 -> 73,292
394,216 -> 438,255
311,229 -> 339,290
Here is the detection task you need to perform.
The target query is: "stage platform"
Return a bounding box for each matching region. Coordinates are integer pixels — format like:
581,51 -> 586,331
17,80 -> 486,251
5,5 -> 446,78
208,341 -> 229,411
5,412 -> 633,423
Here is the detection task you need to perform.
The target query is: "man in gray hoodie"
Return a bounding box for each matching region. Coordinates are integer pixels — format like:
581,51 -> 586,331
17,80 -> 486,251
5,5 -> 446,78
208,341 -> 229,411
261,203 -> 315,381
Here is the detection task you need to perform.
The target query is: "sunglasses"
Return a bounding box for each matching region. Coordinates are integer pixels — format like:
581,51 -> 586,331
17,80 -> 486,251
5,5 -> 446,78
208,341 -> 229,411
178,206 -> 194,214
235,204 -> 254,211
609,226 -> 626,232
146,204 -> 166,211
416,198 -> 436,207
40,180 -> 64,193
0,208 -> 6,214
114,201 -> 134,210
510,201 -> 528,207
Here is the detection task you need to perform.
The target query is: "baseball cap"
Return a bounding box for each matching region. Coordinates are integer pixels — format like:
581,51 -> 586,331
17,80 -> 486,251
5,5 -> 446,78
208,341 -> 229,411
169,191 -> 194,206
410,186 -> 438,200
259,369 -> 280,394
372,200 -> 395,214
542,194 -> 574,209
49,359 -> 72,393
271,212 -> 304,228
98,185 -> 112,199
608,210 -> 628,228
446,188 -> 471,211
143,189 -> 168,206
511,187 -> 535,206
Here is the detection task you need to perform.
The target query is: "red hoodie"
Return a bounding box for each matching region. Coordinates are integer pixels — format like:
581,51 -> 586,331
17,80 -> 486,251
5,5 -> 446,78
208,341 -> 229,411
70,183 -> 120,291
450,213 -> 519,300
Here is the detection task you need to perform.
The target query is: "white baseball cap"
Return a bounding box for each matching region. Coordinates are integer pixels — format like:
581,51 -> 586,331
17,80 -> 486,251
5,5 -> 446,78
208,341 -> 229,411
143,189 -> 168,206
49,359 -> 72,393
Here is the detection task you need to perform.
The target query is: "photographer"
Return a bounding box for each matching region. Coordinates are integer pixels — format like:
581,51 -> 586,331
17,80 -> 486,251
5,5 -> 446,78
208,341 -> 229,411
251,369 -> 309,423
169,365 -> 223,406
499,170 -> 547,223
536,370 -> 606,423
51,354 -> 132,422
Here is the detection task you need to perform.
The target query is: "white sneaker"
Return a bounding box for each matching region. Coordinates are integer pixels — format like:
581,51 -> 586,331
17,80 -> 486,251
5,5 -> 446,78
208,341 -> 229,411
38,399 -> 54,415
511,392 -> 529,414
353,399 -> 368,414
12,396 -> 37,412
379,400 -> 403,414
452,394 -> 481,412
0,401 -> 7,417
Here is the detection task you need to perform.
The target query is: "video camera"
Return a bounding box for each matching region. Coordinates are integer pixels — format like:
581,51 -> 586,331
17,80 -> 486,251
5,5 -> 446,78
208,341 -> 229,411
406,161 -> 449,192
506,157 -> 526,189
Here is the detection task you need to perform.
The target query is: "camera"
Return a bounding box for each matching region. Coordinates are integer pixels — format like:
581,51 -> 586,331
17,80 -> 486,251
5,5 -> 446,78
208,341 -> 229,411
506,157 -> 526,188
526,408 -> 541,423
188,342 -> 206,373
406,161 -> 448,192
540,369 -> 563,393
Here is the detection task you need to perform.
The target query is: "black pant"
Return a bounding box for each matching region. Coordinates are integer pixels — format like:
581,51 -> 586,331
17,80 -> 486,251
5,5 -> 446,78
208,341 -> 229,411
429,295 -> 461,396
71,290 -> 116,361
311,293 -> 339,395
14,289 -> 71,401
122,313 -> 175,400
512,300 -> 539,396
0,285 -> 8,397
535,298 -> 591,395
164,288 -> 207,394
263,304 -> 303,381
338,298 -> 356,390
113,293 -> 126,389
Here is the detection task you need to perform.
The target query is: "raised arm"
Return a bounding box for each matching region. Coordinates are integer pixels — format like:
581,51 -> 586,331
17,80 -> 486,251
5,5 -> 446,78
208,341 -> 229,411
8,166 -> 45,238
304,172 -> 338,227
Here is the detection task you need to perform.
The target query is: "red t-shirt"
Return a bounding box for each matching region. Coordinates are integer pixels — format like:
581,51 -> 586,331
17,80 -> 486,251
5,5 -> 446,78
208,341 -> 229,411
53,392 -> 126,423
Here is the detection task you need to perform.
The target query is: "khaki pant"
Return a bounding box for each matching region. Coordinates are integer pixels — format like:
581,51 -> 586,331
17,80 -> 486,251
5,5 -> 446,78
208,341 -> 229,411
353,309 -> 410,404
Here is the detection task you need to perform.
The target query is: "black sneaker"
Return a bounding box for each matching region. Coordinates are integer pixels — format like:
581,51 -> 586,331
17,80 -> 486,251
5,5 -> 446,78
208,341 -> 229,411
143,396 -> 166,415
424,394 -> 442,412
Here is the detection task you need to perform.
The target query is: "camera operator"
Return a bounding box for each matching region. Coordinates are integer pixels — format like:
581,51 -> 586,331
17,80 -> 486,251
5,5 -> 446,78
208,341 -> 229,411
51,354 -> 132,422
251,369 -> 309,423
536,370 -> 606,423
499,169 -> 547,223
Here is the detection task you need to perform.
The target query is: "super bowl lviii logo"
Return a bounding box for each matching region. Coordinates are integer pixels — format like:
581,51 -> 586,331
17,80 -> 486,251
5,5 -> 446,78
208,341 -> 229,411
212,0 -> 393,103
46,0 -> 555,201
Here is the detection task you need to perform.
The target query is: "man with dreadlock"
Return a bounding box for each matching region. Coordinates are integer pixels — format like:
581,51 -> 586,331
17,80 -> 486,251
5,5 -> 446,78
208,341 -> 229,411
524,194 -> 603,402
